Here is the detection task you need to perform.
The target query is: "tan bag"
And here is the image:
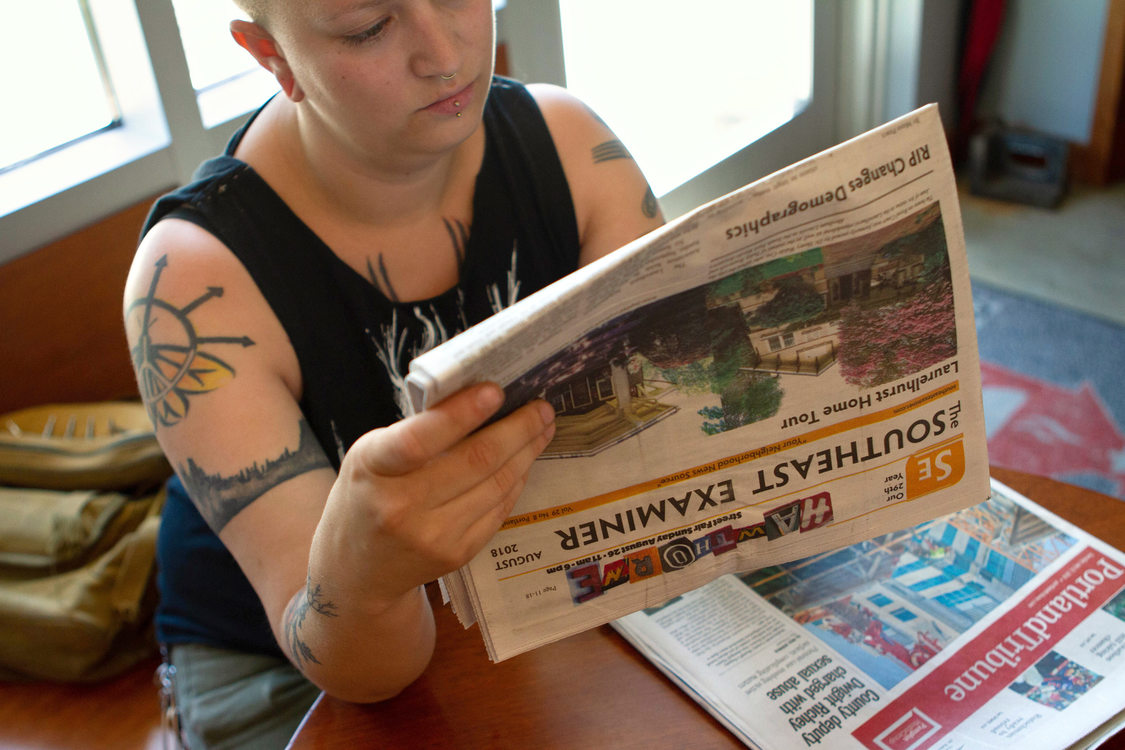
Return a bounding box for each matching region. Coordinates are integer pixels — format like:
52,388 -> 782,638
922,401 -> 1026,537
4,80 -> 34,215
0,402 -> 172,682
0,401 -> 170,490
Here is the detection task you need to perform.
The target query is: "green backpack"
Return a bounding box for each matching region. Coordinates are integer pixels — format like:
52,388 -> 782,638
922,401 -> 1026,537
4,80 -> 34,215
0,402 -> 171,682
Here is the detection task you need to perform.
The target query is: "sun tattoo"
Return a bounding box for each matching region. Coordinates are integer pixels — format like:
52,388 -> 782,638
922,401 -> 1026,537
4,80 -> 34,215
126,255 -> 254,428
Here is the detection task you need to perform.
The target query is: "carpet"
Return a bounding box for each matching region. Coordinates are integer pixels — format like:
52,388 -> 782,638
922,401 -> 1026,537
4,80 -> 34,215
971,281 -> 1125,501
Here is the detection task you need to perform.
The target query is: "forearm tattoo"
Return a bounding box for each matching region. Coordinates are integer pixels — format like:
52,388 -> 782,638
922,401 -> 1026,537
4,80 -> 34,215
284,574 -> 339,670
125,255 -> 254,428
178,418 -> 330,532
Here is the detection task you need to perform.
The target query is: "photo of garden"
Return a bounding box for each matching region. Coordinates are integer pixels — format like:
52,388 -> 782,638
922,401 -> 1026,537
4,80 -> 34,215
504,202 -> 956,458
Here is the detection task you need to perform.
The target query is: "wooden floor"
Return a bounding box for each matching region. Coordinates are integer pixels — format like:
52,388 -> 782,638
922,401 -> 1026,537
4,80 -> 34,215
0,655 -> 173,750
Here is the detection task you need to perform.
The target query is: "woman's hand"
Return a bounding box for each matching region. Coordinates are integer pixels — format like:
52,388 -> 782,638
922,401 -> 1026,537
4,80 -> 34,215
310,382 -> 556,609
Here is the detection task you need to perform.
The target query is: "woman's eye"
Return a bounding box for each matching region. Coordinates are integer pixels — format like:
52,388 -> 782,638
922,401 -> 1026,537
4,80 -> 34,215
343,19 -> 390,45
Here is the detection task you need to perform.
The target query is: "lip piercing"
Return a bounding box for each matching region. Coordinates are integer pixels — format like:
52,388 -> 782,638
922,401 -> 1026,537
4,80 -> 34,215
440,73 -> 456,80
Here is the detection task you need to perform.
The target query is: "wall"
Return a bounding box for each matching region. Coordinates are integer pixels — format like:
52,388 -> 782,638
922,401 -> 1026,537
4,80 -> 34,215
976,0 -> 1107,142
0,198 -> 151,414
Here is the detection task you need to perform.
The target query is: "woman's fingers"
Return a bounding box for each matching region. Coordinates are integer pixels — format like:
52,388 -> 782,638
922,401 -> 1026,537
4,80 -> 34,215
350,383 -> 555,516
357,382 -> 507,476
437,414 -> 556,552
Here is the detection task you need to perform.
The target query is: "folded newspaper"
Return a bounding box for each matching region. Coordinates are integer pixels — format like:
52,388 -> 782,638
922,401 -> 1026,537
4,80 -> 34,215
406,104 -> 991,662
611,479 -> 1125,750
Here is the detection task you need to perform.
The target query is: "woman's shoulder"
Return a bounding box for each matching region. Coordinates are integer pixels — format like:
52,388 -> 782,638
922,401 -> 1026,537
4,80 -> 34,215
520,83 -> 665,265
485,76 -> 598,131
524,82 -> 601,130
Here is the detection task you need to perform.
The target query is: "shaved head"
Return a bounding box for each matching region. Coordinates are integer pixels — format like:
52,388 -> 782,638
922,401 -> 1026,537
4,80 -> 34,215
233,0 -> 268,24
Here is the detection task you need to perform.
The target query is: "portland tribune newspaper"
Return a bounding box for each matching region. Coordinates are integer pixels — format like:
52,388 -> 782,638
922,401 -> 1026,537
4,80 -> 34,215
405,104 -> 992,662
611,479 -> 1125,750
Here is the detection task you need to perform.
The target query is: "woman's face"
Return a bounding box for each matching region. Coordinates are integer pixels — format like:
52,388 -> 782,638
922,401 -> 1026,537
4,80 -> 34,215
268,0 -> 496,166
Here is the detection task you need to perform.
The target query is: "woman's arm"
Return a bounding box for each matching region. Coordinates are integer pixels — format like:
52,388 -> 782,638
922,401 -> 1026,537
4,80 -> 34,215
124,219 -> 556,702
529,84 -> 666,267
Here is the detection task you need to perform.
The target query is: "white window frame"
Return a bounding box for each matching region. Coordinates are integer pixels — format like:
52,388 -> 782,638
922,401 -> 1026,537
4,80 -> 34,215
496,0 -> 962,220
2,0 -> 958,266
497,0 -> 844,218
0,0 -> 275,265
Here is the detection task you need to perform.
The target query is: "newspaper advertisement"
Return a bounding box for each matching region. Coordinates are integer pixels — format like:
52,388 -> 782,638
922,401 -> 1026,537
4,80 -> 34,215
406,104 -> 991,661
611,479 -> 1125,750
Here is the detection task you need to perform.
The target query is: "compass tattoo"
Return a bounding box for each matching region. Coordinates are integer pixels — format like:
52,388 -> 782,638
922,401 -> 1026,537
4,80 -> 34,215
126,255 -> 254,428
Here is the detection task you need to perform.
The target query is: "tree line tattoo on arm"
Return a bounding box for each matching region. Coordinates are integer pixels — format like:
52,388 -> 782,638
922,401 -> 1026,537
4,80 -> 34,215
284,573 -> 339,670
365,217 -> 470,302
591,139 -> 660,220
179,418 -> 331,533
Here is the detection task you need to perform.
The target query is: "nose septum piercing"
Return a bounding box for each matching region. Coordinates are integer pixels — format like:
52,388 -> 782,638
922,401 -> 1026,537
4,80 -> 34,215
440,73 -> 456,80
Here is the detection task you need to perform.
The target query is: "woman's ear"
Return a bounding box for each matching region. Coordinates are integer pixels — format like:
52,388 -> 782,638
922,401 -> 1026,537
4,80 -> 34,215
230,19 -> 303,101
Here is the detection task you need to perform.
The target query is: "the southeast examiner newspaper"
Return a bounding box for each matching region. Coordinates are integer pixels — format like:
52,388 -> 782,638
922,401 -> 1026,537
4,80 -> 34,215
406,104 -> 991,663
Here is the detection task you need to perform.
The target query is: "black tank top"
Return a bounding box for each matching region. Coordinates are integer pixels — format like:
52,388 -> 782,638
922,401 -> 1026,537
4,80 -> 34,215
144,77 -> 580,655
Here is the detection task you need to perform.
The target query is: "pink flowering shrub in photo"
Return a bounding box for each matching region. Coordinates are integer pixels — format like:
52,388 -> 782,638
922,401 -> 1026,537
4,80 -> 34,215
838,280 -> 956,388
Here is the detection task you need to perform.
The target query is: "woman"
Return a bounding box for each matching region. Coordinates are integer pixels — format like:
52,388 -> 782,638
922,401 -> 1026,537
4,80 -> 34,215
124,0 -> 662,746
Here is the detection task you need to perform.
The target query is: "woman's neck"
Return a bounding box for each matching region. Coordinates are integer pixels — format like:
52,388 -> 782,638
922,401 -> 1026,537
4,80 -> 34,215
240,96 -> 483,230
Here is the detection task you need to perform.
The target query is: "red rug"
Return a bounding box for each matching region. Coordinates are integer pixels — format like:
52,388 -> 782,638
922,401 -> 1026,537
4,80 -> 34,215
981,362 -> 1125,500
972,281 -> 1125,502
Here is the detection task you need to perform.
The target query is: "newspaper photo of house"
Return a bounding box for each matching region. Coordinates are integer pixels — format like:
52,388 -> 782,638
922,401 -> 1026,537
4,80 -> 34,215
501,201 -> 956,461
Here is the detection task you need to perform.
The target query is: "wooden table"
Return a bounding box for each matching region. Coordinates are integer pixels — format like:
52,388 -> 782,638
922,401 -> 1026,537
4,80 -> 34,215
288,468 -> 1124,749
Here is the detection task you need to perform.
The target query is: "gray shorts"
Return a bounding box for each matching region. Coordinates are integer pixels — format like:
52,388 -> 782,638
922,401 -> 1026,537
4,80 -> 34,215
168,643 -> 322,750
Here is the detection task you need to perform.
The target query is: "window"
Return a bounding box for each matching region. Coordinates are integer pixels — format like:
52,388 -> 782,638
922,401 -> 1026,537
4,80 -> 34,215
6,1 -> 940,265
169,0 -> 278,128
868,593 -> 893,608
571,378 -> 593,409
171,0 -> 254,92
0,0 -> 274,264
558,0 -> 813,196
1,0 -> 118,173
890,608 -> 917,622
3,0 -> 522,263
595,374 -> 615,400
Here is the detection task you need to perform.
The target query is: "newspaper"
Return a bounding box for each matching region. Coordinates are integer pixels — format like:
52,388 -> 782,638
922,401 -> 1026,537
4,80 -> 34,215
611,479 -> 1125,750
405,104 -> 991,661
